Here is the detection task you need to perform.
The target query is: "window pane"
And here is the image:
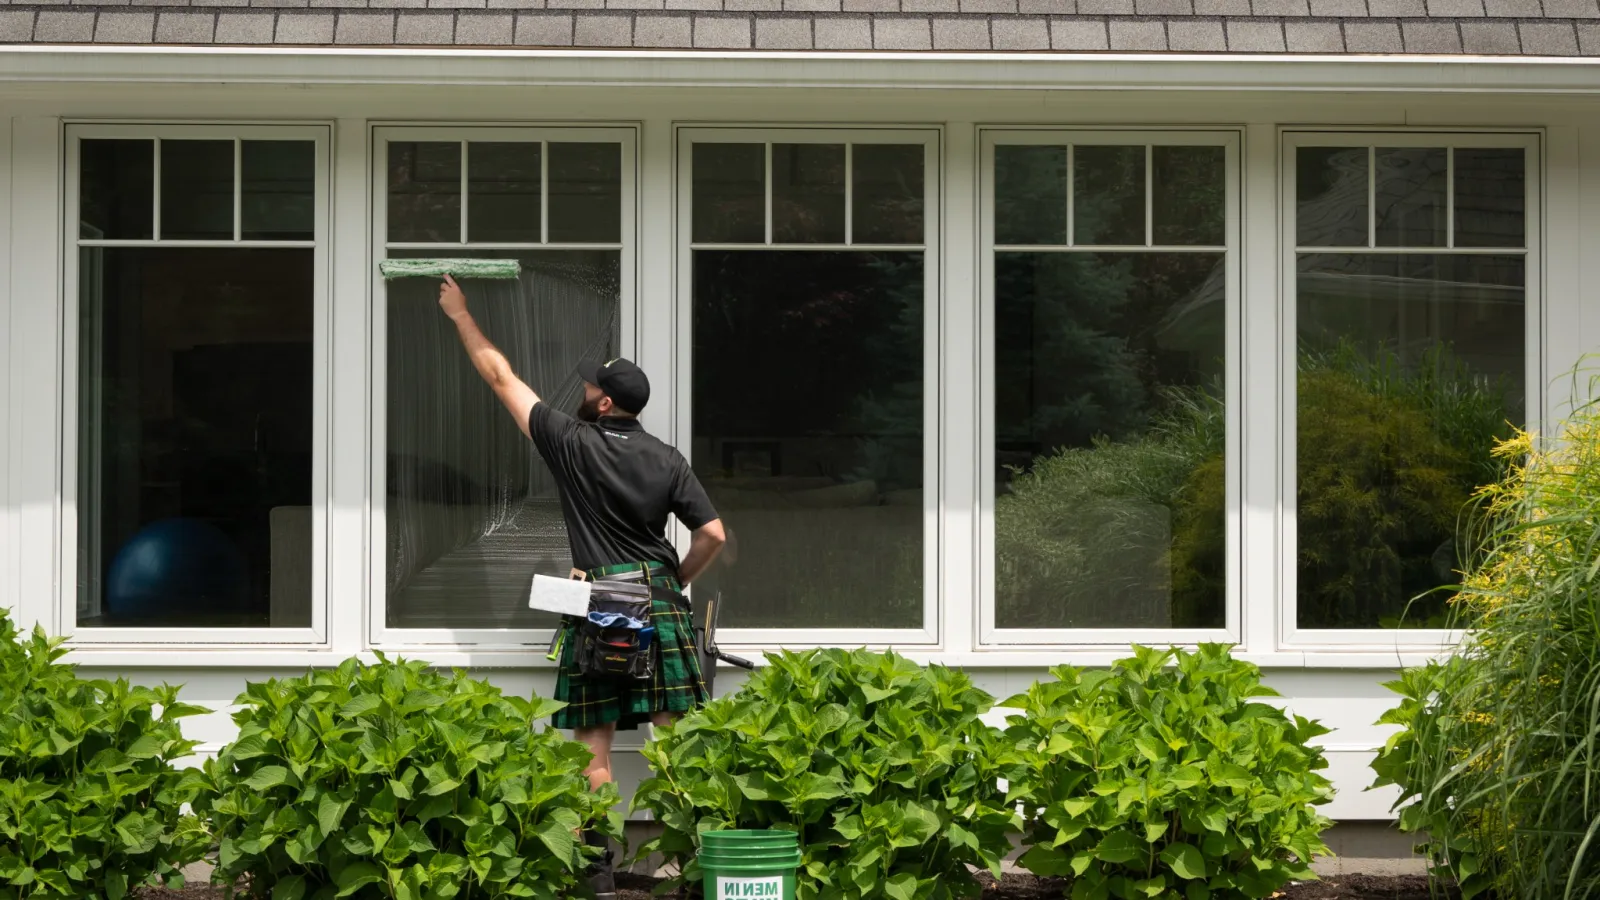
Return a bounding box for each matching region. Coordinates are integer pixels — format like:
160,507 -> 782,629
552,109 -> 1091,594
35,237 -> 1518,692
388,141 -> 461,244
994,252 -> 1226,629
548,142 -> 623,244
467,142 -> 541,245
161,140 -> 234,241
852,144 -> 924,245
241,141 -> 315,242
691,250 -> 923,628
1152,146 -> 1225,246
1375,147 -> 1447,247
76,248 -> 314,627
772,144 -> 846,244
1297,146 -> 1369,248
994,146 -> 1066,246
1296,253 -> 1525,629
80,139 -> 153,240
1074,146 -> 1145,246
385,250 -> 622,629
1455,148 -> 1525,249
692,143 -> 765,244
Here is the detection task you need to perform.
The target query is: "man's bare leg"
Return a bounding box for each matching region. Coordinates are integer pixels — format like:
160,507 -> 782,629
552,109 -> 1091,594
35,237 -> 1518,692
575,723 -> 620,899
575,714 -> 682,898
575,723 -> 618,790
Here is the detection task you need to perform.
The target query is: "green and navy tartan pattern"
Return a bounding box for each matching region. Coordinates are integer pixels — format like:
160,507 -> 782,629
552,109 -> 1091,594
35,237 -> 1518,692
551,561 -> 709,732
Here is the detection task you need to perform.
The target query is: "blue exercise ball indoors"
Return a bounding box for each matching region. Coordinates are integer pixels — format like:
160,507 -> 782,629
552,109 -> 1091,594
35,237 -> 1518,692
106,518 -> 249,620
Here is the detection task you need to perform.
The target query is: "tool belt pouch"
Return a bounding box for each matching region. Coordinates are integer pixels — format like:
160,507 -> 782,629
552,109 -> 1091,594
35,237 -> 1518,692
574,582 -> 657,681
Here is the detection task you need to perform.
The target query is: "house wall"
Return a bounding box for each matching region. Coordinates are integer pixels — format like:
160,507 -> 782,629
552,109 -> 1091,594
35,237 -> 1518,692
5,76 -> 1600,824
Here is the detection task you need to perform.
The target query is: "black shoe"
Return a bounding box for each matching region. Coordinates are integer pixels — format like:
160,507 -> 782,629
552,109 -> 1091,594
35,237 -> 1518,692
584,831 -> 616,900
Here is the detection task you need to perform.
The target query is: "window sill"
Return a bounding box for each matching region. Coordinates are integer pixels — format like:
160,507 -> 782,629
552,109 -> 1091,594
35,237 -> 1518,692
62,644 -> 1454,671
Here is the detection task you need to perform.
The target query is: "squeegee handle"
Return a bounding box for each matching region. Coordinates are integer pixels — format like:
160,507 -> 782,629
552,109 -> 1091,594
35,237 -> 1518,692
713,650 -> 756,670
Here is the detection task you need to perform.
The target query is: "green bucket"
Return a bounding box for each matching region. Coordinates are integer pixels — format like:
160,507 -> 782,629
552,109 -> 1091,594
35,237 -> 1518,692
698,831 -> 800,900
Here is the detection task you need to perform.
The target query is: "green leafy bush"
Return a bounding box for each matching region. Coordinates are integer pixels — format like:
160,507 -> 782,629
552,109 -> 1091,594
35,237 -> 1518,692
1369,659 -> 1502,898
195,655 -> 619,900
1003,645 -> 1334,900
1373,391 -> 1600,899
632,649 -> 1018,900
0,611 -> 210,899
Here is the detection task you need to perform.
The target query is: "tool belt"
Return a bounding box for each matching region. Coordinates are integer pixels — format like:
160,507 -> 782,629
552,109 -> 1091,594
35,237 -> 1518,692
569,563 -> 688,682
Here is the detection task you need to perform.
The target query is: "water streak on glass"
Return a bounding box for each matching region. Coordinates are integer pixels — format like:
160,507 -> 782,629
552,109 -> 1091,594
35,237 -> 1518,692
385,252 -> 621,629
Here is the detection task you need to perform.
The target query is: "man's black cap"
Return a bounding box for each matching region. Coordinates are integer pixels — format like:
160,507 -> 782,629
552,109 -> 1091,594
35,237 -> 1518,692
576,357 -> 651,415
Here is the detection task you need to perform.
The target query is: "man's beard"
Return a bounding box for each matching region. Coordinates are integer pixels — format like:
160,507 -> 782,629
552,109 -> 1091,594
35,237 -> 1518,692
577,396 -> 603,422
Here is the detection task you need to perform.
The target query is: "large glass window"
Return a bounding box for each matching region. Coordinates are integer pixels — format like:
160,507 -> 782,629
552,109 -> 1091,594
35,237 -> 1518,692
376,131 -> 631,636
683,134 -> 934,632
984,135 -> 1234,636
1290,137 -> 1534,632
70,129 -> 324,634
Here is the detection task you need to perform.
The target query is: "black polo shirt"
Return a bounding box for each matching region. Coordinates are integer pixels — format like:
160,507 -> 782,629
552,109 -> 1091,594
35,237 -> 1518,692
527,401 -> 718,573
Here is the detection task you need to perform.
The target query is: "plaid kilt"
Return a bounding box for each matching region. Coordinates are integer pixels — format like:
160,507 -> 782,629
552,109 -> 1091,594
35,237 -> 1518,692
552,562 -> 709,731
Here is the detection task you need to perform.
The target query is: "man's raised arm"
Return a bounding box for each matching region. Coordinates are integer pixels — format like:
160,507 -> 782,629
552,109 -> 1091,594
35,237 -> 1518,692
438,274 -> 539,438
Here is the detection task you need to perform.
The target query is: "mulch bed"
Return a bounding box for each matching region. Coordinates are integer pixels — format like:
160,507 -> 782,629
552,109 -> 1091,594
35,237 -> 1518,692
138,872 -> 1458,900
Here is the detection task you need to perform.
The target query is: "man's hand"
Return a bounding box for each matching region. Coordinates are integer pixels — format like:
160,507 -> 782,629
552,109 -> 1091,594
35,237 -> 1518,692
439,274 -> 468,320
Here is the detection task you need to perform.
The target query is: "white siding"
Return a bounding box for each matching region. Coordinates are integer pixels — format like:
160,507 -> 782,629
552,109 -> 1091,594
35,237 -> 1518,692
4,77 -> 1597,827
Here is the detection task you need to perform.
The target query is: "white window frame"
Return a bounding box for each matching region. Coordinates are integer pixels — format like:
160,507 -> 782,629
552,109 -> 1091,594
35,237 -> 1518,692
368,124 -> 639,650
674,126 -> 943,648
1279,129 -> 1543,650
976,128 -> 1243,649
60,122 -> 332,646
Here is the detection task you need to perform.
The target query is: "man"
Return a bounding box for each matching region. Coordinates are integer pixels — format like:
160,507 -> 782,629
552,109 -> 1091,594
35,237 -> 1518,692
436,274 -> 726,899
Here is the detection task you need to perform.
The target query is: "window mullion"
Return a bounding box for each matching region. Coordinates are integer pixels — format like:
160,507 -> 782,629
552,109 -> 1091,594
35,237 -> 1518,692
1144,144 -> 1154,248
764,142 -> 774,246
844,143 -> 854,247
459,140 -> 470,244
1066,143 -> 1075,248
1367,145 -> 1376,248
152,137 -> 162,241
1447,146 -> 1456,249
233,138 -> 243,243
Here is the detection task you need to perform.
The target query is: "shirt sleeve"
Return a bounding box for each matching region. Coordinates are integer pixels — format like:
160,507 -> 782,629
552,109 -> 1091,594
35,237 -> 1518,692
669,455 -> 720,531
527,402 -> 580,468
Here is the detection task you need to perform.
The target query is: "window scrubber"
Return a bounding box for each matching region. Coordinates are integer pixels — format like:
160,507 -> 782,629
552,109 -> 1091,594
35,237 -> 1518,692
378,258 -> 521,280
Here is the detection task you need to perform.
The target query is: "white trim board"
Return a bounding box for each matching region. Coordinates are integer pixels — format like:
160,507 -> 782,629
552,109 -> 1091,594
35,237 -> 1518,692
11,48 -> 1600,95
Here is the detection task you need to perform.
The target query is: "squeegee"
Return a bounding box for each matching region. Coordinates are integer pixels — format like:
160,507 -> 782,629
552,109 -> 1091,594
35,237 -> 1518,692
378,258 -> 522,280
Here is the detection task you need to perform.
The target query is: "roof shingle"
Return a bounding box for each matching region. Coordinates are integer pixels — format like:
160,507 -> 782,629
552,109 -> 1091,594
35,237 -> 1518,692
4,0 -> 1599,54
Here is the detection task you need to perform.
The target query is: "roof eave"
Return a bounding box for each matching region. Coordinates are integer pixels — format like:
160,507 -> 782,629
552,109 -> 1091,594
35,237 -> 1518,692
5,45 -> 1600,93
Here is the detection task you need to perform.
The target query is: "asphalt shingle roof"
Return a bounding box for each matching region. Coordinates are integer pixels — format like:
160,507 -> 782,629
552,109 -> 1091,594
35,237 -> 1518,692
3,0 -> 1600,53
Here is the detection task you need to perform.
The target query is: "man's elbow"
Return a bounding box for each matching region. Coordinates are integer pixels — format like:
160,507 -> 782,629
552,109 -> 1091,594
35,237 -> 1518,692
697,519 -> 727,546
